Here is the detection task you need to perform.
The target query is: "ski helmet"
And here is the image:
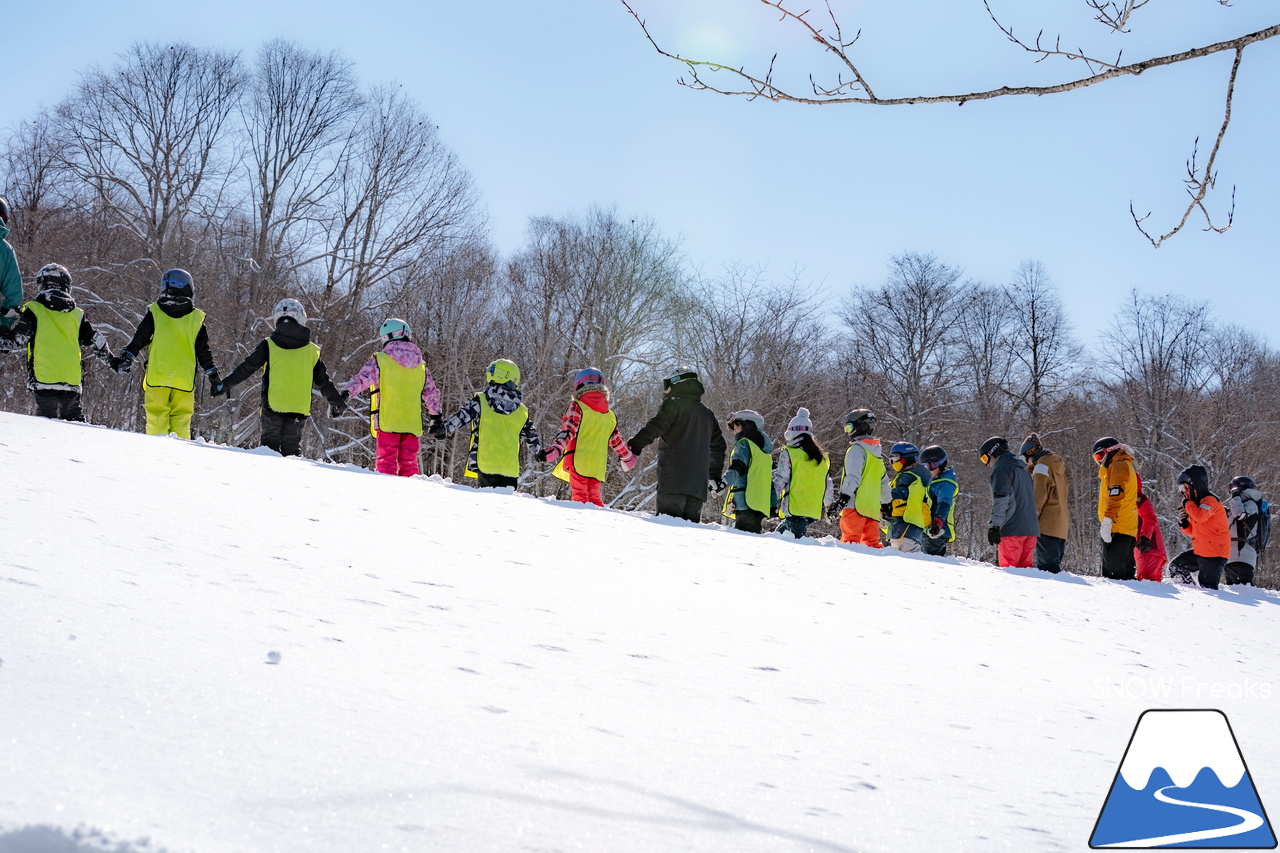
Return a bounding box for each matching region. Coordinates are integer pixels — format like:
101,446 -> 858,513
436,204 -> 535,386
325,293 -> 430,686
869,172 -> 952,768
35,263 -> 72,293
921,445 -> 948,471
486,358 -> 521,389
662,369 -> 698,394
889,442 -> 919,467
572,367 -> 605,393
379,318 -> 411,343
272,298 -> 307,326
726,410 -> 765,432
1176,465 -> 1210,499
0,196 -> 11,226
841,409 -> 876,437
160,268 -> 194,294
978,436 -> 1009,465
1092,436 -> 1121,464
1230,475 -> 1257,495
784,407 -> 814,442
1019,433 -> 1043,459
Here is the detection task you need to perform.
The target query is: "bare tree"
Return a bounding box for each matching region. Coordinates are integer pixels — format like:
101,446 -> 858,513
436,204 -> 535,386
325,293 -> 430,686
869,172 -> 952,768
621,0 -> 1275,244
1004,261 -> 1083,425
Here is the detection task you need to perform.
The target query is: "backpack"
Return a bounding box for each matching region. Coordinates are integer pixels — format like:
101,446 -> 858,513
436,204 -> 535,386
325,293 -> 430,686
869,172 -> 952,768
1255,497 -> 1271,554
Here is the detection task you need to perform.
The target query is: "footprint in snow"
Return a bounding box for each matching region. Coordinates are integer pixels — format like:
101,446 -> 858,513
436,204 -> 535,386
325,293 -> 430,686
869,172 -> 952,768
266,651 -> 282,665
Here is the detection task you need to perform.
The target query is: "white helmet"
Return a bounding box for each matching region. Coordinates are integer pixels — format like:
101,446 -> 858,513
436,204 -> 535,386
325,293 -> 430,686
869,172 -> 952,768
272,298 -> 307,326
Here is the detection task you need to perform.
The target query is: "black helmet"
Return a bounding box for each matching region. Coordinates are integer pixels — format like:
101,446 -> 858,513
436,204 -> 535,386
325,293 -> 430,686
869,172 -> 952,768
0,196 -> 10,226
1019,433 -> 1042,459
921,445 -> 948,470
161,268 -> 194,294
841,409 -> 876,437
1092,437 -> 1121,464
978,436 -> 1008,464
1176,465 -> 1210,499
1230,475 -> 1257,495
662,370 -> 698,394
35,263 -> 72,292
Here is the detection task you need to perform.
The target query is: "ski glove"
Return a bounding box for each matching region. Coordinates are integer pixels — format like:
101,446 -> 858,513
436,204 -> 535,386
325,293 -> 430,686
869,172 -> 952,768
534,448 -> 549,463
329,391 -> 349,419
115,351 -> 135,374
210,381 -> 230,397
927,518 -> 945,539
1137,536 -> 1155,554
1099,517 -> 1113,544
827,494 -> 849,517
881,502 -> 892,521
987,525 -> 1002,546
709,477 -> 726,495
428,419 -> 449,440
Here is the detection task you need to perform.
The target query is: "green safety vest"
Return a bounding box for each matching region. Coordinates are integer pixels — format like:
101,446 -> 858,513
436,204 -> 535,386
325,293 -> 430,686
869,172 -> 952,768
265,340 -> 320,415
144,303 -> 205,392
373,353 -> 426,436
781,446 -> 830,520
930,468 -> 958,542
25,302 -> 83,386
471,393 -> 529,479
892,468 -> 932,529
842,442 -> 886,520
553,401 -> 617,483
723,437 -> 772,518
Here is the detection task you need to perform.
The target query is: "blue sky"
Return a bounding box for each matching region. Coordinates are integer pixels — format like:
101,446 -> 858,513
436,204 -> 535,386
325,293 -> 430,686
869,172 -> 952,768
5,0 -> 1278,347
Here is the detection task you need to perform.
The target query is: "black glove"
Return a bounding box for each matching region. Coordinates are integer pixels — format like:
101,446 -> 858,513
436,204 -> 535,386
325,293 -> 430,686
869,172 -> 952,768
709,477 -> 726,494
987,525 -> 1002,546
1178,509 -> 1191,530
205,368 -> 222,388
881,502 -> 892,521
1137,536 -> 1155,554
428,418 -> 449,440
534,448 -> 548,463
626,439 -> 642,457
115,351 -> 135,374
211,380 -> 231,397
827,494 -> 849,518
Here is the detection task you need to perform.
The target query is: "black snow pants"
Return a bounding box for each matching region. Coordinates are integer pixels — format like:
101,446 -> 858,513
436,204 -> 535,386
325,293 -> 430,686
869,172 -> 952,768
1101,534 -> 1137,580
34,389 -> 85,422
1170,550 -> 1225,589
261,409 -> 307,457
656,492 -> 705,523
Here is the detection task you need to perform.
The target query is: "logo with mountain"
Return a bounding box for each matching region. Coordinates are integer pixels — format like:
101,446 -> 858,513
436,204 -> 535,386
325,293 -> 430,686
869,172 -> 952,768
1091,709 -> 1276,848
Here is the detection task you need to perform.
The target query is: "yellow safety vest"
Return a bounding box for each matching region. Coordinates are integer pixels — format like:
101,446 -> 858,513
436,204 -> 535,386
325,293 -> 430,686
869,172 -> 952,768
263,340 -> 320,415
723,438 -> 772,518
781,446 -> 830,520
892,468 -> 932,529
373,353 -> 426,436
144,304 -> 205,392
842,441 -> 886,520
25,302 -> 83,386
552,401 -> 617,483
470,393 -> 529,479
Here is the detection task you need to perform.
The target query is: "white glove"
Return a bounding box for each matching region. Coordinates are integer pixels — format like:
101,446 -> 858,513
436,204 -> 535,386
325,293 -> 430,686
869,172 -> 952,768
1099,517 -> 1113,544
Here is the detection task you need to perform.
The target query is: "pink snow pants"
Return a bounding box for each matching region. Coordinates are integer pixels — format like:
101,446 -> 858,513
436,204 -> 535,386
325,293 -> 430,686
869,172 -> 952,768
998,535 -> 1037,568
375,431 -> 420,477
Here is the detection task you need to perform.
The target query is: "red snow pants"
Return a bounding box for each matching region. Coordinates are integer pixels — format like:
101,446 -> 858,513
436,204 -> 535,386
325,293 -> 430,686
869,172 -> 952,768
376,431 -> 420,477
999,535 -> 1037,568
569,469 -> 604,506
840,509 -> 884,548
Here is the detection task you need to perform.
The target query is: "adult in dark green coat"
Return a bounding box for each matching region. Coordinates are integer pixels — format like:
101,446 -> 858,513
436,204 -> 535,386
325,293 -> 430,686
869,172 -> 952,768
627,370 -> 727,522
0,197 -> 23,329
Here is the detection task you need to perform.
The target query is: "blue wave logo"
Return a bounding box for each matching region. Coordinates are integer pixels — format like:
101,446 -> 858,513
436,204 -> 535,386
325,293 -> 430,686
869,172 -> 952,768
1091,709 -> 1276,848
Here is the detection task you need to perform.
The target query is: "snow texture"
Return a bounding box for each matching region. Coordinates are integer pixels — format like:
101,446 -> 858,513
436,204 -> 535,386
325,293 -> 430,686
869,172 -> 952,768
1,411 -> 1278,852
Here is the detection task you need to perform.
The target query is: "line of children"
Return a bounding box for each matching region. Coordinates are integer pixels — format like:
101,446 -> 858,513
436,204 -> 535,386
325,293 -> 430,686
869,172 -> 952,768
538,367 -> 636,506
773,408 -> 831,539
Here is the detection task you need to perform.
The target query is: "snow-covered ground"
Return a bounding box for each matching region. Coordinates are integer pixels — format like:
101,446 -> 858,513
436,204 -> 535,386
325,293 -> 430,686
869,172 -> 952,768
1,410 -> 1277,852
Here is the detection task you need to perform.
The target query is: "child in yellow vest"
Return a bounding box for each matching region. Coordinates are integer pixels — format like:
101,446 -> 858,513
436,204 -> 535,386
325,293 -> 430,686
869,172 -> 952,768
723,409 -> 777,533
888,442 -> 932,552
537,368 -> 636,506
433,358 -> 541,488
773,408 -> 831,539
342,318 -> 441,476
116,269 -> 221,439
215,299 -> 347,457
0,263 -> 117,421
829,409 -> 890,548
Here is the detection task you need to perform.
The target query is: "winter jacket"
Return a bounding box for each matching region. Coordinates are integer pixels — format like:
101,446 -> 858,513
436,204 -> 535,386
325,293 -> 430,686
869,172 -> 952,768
837,438 -> 891,518
1027,449 -> 1070,539
1225,487 -> 1263,568
1096,446 -> 1139,538
724,422 -> 777,515
441,382 -> 541,477
344,339 -> 442,428
0,288 -> 114,390
774,439 -> 832,519
928,467 -> 959,541
1135,491 -> 1168,581
988,449 -> 1039,537
628,377 -> 727,500
1180,492 -> 1230,559
223,318 -> 345,415
121,297 -> 217,380
0,222 -> 21,329
891,462 -> 933,531
544,388 -> 635,480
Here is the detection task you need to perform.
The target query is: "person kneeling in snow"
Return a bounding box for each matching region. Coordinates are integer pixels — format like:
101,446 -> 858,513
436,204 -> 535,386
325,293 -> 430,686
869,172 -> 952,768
1169,464 -> 1230,589
215,299 -> 347,457
536,367 -> 635,506
342,318 -> 441,477
0,263 -> 117,421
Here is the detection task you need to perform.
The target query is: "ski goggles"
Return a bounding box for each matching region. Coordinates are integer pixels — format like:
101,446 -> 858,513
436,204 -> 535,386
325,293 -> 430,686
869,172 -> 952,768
1093,447 -> 1115,464
979,451 -> 993,466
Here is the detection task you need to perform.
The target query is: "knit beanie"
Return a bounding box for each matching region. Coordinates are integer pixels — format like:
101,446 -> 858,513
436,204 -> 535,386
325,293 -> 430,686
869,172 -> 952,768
785,407 -> 814,443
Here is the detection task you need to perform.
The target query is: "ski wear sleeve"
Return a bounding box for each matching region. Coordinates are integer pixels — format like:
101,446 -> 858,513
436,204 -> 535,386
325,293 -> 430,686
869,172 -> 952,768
931,477 -> 958,524
890,469 -> 918,504
773,447 -> 792,497
342,355 -> 381,399
0,240 -> 20,322
121,310 -> 156,358
1104,455 -> 1132,523
313,358 -> 346,408
222,340 -> 270,389
543,400 -> 583,466
520,418 -> 542,456
421,366 -> 441,416
628,397 -> 679,454
440,396 -> 481,437
1031,459 -> 1051,516
723,439 -> 753,494
989,461 -> 1016,529
608,424 -> 636,470
839,443 -> 866,499
78,315 -> 115,365
0,307 -> 35,349
708,417 -> 727,480
194,324 -> 217,375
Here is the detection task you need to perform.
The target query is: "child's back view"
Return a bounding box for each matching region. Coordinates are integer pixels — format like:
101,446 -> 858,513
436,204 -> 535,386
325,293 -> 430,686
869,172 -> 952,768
538,367 -> 636,506
773,407 -> 830,539
434,359 -> 541,488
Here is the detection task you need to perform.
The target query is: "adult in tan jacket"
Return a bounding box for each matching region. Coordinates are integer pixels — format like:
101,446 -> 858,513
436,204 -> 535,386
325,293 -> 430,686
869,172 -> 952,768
1021,433 -> 1069,574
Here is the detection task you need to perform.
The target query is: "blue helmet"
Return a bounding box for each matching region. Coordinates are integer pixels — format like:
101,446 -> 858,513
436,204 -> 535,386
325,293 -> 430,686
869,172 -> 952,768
161,268 -> 194,293
889,442 -> 919,464
573,367 -> 605,393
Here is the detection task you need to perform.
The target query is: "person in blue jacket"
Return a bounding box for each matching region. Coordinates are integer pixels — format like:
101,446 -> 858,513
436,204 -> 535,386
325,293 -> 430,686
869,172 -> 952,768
920,445 -> 958,557
0,197 -> 23,329
722,409 -> 777,533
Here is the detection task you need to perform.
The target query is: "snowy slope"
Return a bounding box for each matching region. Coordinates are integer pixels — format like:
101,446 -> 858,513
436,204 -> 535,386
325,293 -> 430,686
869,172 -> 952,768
1,410 -> 1278,853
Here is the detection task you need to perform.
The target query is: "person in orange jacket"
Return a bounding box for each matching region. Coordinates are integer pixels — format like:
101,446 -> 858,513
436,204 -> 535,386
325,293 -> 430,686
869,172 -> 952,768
1133,475 -> 1167,582
1168,464 -> 1229,589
